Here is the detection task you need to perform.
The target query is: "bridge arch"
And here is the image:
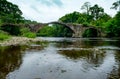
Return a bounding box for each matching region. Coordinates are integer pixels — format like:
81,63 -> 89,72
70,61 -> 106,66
82,27 -> 101,37
36,21 -> 75,37
45,21 -> 75,33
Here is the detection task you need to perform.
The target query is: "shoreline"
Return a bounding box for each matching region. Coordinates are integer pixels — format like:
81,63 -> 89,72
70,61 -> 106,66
0,37 -> 43,46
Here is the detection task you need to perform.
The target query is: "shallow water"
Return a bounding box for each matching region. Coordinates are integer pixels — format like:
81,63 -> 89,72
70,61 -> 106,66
0,37 -> 120,79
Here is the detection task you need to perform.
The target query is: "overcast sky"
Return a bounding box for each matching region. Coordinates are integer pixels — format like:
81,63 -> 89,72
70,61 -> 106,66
7,0 -> 117,23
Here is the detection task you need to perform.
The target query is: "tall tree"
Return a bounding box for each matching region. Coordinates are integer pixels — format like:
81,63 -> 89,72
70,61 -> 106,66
81,2 -> 91,15
89,4 -> 104,20
0,0 -> 23,23
59,11 -> 80,23
111,0 -> 120,11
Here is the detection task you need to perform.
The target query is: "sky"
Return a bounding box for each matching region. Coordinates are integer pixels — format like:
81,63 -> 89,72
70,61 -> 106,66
7,0 -> 117,23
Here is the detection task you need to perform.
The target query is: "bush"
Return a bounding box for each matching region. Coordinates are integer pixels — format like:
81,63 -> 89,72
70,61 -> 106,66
82,28 -> 98,37
0,30 -> 11,40
0,24 -> 21,36
20,27 -> 30,35
23,32 -> 36,38
82,22 -> 89,27
20,27 -> 36,38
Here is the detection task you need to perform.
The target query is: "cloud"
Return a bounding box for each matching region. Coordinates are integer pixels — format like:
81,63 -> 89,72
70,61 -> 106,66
52,0 -> 63,6
7,0 -> 116,23
35,0 -> 63,7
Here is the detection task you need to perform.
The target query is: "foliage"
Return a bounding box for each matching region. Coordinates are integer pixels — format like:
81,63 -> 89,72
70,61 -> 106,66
59,11 -> 81,23
0,0 -> 23,24
37,25 -> 73,37
0,30 -> 11,41
105,12 -> 120,37
59,11 -> 93,24
81,2 -> 91,15
22,32 -> 36,38
82,22 -> 89,27
37,26 -> 55,37
90,13 -> 111,26
111,0 -> 120,11
20,27 -> 30,35
82,28 -> 98,37
23,20 -> 38,24
0,24 -> 21,36
20,27 -> 36,38
76,13 -> 93,24
89,4 -> 104,20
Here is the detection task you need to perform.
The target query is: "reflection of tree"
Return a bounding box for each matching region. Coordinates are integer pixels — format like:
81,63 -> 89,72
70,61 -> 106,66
55,39 -> 104,48
108,50 -> 120,79
56,41 -> 73,48
59,49 -> 105,67
0,46 -> 23,79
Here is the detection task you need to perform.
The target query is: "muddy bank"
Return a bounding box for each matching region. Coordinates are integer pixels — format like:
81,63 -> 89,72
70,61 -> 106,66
0,37 -> 43,46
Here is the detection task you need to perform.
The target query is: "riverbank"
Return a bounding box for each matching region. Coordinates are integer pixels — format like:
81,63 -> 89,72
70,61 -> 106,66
0,37 -> 43,46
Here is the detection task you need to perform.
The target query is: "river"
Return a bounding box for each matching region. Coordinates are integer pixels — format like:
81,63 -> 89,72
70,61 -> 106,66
0,37 -> 120,79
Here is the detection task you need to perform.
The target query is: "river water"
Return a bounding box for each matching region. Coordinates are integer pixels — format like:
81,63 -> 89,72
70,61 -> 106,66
0,37 -> 120,79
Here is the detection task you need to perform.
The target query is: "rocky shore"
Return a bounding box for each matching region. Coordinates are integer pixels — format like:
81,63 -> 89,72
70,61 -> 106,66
0,37 -> 42,46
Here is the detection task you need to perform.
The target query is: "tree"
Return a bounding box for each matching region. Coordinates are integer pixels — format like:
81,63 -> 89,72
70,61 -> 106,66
90,13 -> 111,26
81,2 -> 91,15
111,0 -> 120,11
0,0 -> 23,23
59,11 -> 80,23
105,12 -> 120,37
89,4 -> 104,20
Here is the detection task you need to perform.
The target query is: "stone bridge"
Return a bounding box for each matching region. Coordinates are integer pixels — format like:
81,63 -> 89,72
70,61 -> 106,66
27,21 -> 102,37
1,21 -> 102,37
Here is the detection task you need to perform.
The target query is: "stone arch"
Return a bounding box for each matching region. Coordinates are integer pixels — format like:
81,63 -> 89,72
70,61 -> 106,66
82,27 -> 101,37
35,22 -> 75,37
45,21 -> 75,33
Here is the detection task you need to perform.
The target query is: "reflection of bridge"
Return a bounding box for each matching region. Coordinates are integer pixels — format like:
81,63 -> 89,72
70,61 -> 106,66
27,21 -> 101,37
1,21 -> 102,37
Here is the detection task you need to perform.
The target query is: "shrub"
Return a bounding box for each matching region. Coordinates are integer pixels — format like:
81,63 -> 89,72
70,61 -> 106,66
82,22 -> 89,27
20,27 -> 30,35
23,32 -> 36,38
82,28 -> 98,37
0,30 -> 11,40
0,24 -> 21,36
20,27 -> 36,38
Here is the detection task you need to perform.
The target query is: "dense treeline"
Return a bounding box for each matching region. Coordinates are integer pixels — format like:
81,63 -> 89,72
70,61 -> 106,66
0,0 -> 120,39
58,1 -> 120,37
38,1 -> 120,37
0,0 -> 37,40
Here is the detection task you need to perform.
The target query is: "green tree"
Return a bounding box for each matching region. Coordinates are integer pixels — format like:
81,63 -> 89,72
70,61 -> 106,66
37,25 -> 73,37
0,0 -> 23,23
111,0 -> 120,11
89,4 -> 104,20
59,11 -> 80,23
81,2 -> 91,15
76,13 -> 93,24
59,11 -> 93,24
105,12 -> 120,37
90,13 -> 111,26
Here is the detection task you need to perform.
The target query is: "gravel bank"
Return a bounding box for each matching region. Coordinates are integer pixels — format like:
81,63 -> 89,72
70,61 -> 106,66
0,37 -> 42,46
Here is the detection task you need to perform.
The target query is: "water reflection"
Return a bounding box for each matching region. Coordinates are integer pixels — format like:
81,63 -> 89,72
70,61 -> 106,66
0,37 -> 120,79
108,50 -> 120,79
59,49 -> 105,67
0,46 -> 23,79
